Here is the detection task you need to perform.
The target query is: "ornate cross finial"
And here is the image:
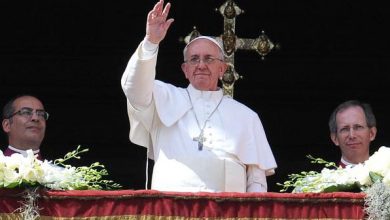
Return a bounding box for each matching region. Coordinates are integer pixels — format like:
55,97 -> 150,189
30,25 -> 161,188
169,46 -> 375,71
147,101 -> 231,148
182,0 -> 280,97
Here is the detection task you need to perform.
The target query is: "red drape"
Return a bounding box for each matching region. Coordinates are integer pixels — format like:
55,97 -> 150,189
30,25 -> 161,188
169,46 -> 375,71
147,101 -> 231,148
0,189 -> 365,219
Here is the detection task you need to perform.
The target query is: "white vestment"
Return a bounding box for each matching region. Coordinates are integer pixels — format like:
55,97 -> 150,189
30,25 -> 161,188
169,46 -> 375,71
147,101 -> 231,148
121,41 -> 277,192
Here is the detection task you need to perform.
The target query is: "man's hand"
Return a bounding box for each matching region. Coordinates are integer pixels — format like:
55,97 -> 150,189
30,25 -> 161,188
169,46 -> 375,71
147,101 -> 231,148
146,0 -> 174,44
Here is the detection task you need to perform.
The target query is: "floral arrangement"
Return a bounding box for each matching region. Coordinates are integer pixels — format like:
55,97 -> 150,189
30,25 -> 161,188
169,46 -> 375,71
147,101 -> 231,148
0,145 -> 121,190
0,146 -> 121,219
279,146 -> 390,220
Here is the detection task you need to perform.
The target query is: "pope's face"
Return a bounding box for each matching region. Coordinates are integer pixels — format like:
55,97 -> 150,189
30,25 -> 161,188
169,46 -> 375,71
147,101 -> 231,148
181,39 -> 227,91
331,106 -> 377,163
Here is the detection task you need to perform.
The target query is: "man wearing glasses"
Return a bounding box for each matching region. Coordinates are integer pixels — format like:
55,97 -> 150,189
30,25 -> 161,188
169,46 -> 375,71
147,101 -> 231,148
1,95 -> 49,160
121,0 -> 276,192
329,100 -> 377,168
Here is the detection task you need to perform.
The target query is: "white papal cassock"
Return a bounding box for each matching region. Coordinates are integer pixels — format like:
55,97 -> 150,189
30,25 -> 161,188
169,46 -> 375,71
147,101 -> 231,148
121,40 -> 277,192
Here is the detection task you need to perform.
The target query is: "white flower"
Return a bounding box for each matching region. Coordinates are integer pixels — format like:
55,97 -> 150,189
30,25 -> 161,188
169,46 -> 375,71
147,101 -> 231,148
349,163 -> 372,186
365,146 -> 390,176
0,146 -> 119,190
17,151 -> 44,183
39,160 -> 79,190
4,153 -> 26,170
286,146 -> 390,193
3,168 -> 20,187
382,171 -> 390,186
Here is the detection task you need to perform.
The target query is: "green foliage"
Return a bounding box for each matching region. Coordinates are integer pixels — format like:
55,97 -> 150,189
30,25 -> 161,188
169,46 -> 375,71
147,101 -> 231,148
277,155 -> 359,193
306,155 -> 337,168
369,171 -> 383,184
277,170 -> 319,192
54,145 -> 122,190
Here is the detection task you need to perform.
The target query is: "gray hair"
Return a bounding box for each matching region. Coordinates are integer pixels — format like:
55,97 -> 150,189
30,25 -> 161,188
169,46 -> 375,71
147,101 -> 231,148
328,100 -> 376,134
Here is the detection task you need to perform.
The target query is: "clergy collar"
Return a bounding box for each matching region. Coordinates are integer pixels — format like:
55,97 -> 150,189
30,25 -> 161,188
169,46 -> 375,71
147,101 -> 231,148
187,84 -> 223,101
340,157 -> 358,167
8,145 -> 40,156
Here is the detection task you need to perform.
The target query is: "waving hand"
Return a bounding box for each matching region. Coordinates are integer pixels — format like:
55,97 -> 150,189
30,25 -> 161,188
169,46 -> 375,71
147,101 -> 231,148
146,0 -> 174,44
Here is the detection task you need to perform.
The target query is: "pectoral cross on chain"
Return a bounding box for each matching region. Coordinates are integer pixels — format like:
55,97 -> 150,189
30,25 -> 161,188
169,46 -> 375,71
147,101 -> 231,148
193,132 -> 206,151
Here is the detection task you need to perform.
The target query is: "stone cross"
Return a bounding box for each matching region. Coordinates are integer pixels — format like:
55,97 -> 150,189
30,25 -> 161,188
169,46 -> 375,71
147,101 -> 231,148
183,0 -> 279,97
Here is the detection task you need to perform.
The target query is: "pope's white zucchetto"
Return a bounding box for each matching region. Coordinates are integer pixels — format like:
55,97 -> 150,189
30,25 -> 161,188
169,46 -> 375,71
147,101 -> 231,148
184,36 -> 225,56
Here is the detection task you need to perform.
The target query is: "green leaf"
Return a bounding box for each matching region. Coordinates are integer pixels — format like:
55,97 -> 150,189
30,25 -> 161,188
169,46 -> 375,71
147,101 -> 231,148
322,183 -> 361,193
369,172 -> 383,183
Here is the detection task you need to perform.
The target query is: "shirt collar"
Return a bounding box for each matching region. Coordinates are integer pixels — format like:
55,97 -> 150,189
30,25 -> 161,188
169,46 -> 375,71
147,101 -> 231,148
341,157 -> 358,167
187,84 -> 224,102
8,145 -> 40,156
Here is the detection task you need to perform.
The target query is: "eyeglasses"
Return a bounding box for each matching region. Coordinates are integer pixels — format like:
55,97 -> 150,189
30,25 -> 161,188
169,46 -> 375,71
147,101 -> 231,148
338,124 -> 367,135
7,107 -> 49,121
185,55 -> 224,65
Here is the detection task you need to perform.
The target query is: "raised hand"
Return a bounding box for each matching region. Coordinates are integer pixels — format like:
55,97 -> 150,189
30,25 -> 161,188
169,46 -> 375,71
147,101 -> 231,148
146,0 -> 174,44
